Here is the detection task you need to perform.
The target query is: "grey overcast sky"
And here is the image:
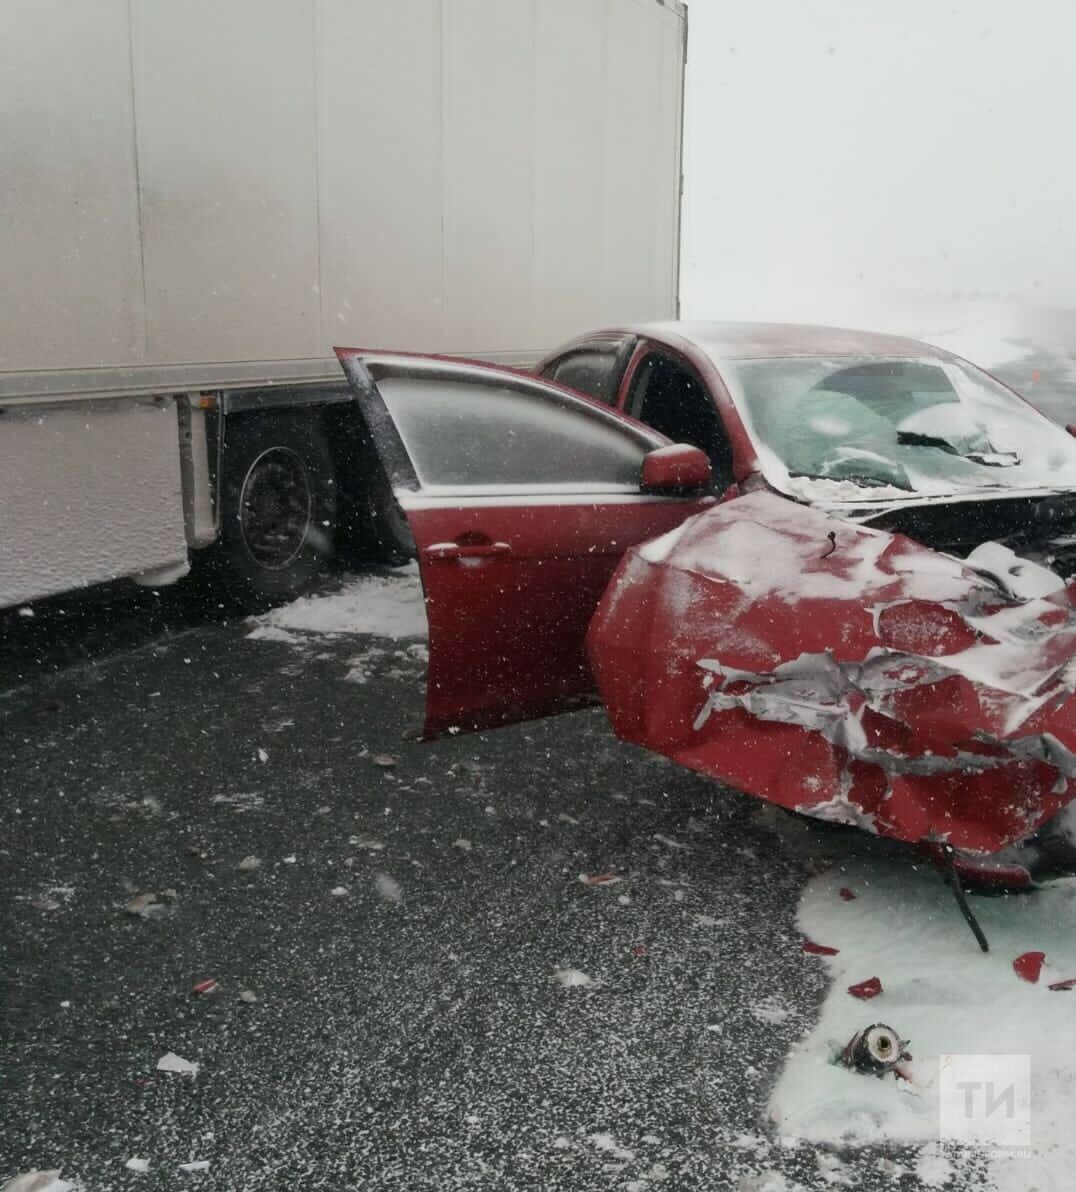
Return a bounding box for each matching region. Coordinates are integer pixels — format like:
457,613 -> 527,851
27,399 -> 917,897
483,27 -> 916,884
680,0 -> 1076,339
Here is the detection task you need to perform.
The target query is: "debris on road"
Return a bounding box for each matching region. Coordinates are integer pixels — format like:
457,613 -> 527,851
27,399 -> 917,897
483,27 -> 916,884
802,939 -> 839,956
839,888 -> 857,901
156,1052 -> 199,1077
452,837 -> 472,852
238,990 -> 258,1004
1048,977 -> 1076,991
838,1024 -> 911,1077
256,748 -> 268,763
124,891 -> 175,919
237,855 -> 261,872
178,1161 -> 210,1174
330,886 -> 349,898
211,791 -> 264,812
349,834 -> 385,851
847,976 -> 883,999
124,1158 -> 150,1173
653,834 -> 691,851
191,978 -> 218,996
552,967 -> 594,988
578,872 -> 622,886
1013,951 -> 1046,983
372,754 -> 398,768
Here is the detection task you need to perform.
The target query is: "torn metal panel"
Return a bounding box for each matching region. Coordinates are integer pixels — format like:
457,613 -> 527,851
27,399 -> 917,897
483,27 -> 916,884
587,492 -> 1076,853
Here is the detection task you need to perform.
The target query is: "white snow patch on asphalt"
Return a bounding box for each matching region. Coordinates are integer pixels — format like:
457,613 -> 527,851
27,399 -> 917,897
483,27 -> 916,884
245,624 -> 303,645
1,1175 -> 74,1192
552,967 -> 594,988
249,566 -> 426,640
587,1131 -> 635,1162
770,853 -> 1076,1190
913,1146 -> 955,1188
749,998 -> 792,1025
374,873 -> 402,903
156,1051 -> 199,1077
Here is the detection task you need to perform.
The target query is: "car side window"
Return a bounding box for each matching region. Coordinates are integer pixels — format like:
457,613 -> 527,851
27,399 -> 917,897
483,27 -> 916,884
541,349 -> 621,405
375,375 -> 654,489
625,353 -> 733,487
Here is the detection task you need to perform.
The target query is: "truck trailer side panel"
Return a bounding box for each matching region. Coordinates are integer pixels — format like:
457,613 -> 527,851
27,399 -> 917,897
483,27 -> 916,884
0,400 -> 188,609
1,0 -> 145,373
1,0 -> 686,393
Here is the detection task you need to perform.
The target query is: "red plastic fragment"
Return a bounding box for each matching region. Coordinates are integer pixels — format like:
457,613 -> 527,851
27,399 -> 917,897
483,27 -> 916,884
1048,978 -> 1076,991
839,888 -> 856,901
631,944 -> 647,958
803,939 -> 840,956
192,978 -> 219,996
847,976 -> 883,999
1013,952 -> 1046,984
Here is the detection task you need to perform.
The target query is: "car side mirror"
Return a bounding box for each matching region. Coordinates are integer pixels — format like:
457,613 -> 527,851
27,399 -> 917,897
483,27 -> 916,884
640,444 -> 712,494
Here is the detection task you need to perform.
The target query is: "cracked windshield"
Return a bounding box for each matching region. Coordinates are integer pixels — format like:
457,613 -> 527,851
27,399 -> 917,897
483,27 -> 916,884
5,3 -> 1076,1191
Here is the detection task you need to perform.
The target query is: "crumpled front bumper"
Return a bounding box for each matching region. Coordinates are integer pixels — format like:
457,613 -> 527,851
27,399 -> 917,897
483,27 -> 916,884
587,492 -> 1076,853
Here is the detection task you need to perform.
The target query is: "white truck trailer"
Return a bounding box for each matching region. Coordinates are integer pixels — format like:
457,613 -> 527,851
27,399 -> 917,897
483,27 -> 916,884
0,0 -> 687,609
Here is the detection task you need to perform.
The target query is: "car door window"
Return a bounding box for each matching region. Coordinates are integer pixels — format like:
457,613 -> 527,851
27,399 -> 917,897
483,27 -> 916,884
626,353 -> 734,486
375,375 -> 655,491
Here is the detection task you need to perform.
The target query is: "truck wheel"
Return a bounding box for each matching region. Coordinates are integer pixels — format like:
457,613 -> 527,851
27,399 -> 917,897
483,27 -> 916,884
365,461 -> 416,563
213,414 -> 336,606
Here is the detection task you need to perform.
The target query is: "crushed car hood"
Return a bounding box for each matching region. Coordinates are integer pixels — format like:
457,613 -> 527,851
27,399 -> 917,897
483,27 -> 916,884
586,492 -> 1076,853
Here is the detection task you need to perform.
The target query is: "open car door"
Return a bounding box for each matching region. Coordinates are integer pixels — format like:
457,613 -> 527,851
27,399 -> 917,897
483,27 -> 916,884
336,350 -> 715,737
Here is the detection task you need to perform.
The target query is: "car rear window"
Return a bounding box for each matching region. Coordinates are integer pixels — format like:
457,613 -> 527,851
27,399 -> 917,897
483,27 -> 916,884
544,350 -> 620,404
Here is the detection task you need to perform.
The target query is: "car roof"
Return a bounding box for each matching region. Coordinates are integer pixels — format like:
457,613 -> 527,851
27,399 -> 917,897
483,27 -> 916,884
627,320 -> 952,364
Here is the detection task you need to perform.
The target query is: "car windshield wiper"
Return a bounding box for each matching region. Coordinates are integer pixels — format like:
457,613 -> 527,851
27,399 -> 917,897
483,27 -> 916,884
897,430 -> 958,454
897,430 -> 1019,467
789,470 -> 914,492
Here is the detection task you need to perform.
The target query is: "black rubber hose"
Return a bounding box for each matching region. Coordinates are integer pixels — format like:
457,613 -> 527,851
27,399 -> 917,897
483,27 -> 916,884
943,845 -> 990,953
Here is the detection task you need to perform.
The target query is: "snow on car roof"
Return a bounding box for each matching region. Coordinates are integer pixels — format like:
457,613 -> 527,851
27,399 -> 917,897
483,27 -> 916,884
636,320 -> 948,363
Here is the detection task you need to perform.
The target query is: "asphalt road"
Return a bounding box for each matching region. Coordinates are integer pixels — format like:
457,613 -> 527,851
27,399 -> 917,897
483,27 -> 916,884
1,572 -> 972,1191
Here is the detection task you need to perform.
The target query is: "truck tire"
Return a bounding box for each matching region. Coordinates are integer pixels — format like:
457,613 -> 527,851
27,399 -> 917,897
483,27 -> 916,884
364,460 -> 416,563
212,413 -> 337,606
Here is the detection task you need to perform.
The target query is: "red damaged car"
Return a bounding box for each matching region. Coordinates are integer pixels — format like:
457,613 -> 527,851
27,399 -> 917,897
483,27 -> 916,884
337,322 -> 1076,892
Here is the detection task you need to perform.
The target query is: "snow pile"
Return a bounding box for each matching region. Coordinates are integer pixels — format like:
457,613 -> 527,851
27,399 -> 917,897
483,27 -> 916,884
770,852 -> 1076,1189
964,541 -> 1066,602
248,565 -> 426,640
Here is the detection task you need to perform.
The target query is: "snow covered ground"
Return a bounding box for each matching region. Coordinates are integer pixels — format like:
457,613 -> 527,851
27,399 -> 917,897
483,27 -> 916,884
769,822 -> 1076,1190
249,565 -> 427,641
242,544 -> 1076,1188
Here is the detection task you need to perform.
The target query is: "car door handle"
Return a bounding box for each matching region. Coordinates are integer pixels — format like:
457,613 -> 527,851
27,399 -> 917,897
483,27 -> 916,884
424,540 -> 512,562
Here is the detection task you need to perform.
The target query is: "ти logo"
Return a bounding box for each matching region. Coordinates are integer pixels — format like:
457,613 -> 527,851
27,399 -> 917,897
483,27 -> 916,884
938,1055 -> 1031,1148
